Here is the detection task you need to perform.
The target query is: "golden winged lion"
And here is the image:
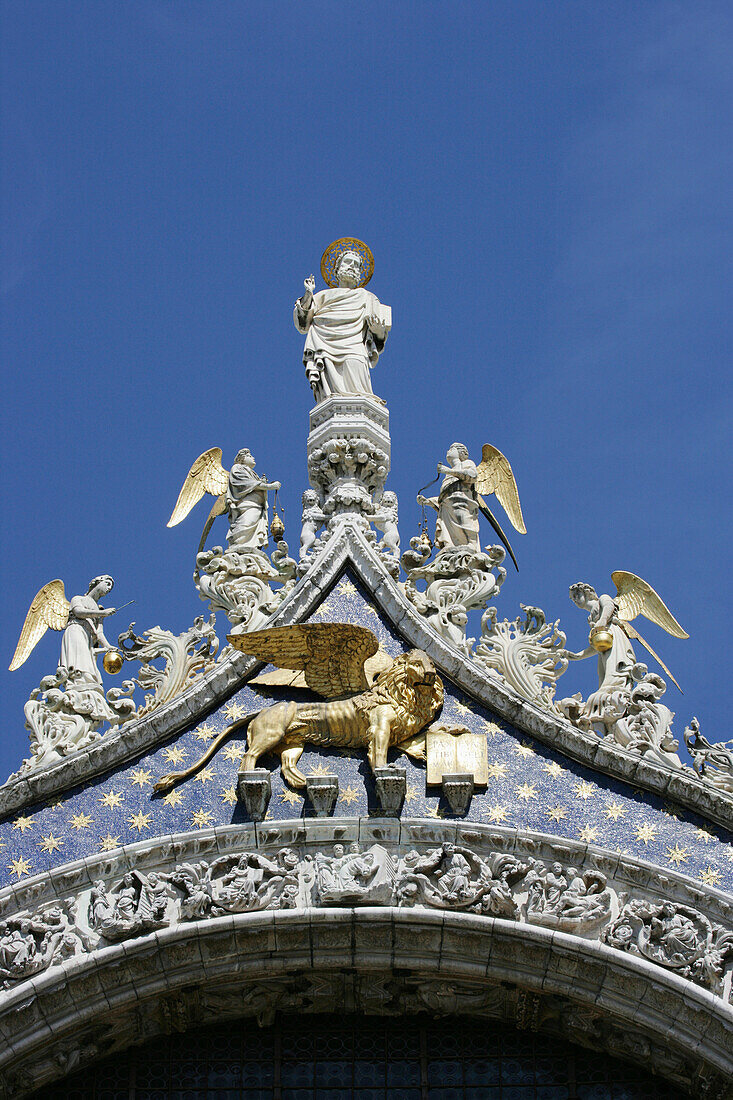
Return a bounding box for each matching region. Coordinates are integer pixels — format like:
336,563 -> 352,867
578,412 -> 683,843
154,623 -> 444,793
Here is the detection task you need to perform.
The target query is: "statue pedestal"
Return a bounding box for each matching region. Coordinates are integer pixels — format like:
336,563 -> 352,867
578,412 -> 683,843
307,395 -> 391,522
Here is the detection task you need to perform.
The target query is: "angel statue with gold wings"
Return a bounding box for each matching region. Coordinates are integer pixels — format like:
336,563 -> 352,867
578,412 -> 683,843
417,442 -> 526,569
10,575 -> 120,683
564,572 -> 688,723
168,447 -> 281,553
155,622 -> 443,793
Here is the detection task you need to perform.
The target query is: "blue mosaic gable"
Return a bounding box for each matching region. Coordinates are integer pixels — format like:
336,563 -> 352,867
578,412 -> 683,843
1,571 -> 731,892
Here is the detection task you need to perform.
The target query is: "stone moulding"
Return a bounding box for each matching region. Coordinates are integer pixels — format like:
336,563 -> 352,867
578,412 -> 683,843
1,521 -> 731,831
0,819 -> 730,1098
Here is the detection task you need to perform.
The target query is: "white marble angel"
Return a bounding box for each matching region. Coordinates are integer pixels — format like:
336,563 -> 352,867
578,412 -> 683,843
563,572 -> 688,720
417,442 -> 526,569
9,575 -> 119,683
168,446 -> 280,553
294,238 -> 391,403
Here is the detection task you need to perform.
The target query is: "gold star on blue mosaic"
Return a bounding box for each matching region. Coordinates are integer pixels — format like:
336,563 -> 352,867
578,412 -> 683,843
578,825 -> 599,843
222,744 -> 245,762
699,867 -> 722,886
38,833 -> 64,853
70,812 -> 92,831
513,742 -> 535,758
404,785 -> 418,803
666,844 -> 689,865
634,823 -> 658,844
99,834 -> 121,852
307,764 -> 333,777
193,724 -> 218,742
545,806 -> 567,822
163,789 -> 184,807
603,801 -> 627,821
516,783 -> 537,801
279,788 -> 302,806
128,811 -> 151,833
130,767 -> 152,788
223,703 -> 247,721
220,787 -> 237,805
98,790 -> 124,809
543,762 -> 564,778
194,766 -> 215,784
573,781 -> 595,800
336,580 -> 357,596
12,814 -> 34,833
191,810 -> 213,828
487,763 -> 508,780
695,828 -> 717,844
484,721 -> 503,737
485,804 -> 510,823
339,785 -> 360,805
162,746 -> 188,765
8,856 -> 31,878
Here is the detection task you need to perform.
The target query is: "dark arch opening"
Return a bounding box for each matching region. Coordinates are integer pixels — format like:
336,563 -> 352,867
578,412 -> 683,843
38,1013 -> 688,1099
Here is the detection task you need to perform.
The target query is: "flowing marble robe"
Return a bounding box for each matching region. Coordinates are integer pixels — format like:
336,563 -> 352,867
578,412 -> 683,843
226,463 -> 270,551
294,287 -> 389,399
434,461 -> 481,551
59,595 -> 106,684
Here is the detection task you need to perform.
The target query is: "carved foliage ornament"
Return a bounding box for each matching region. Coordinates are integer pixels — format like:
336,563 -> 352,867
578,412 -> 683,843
1,838 -> 730,1002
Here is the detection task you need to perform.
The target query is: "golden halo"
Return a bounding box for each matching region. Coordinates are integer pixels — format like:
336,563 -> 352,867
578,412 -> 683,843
320,238 -> 374,288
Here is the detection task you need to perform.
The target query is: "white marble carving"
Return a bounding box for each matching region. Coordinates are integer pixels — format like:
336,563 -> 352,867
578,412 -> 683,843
523,863 -> 612,932
315,843 -> 395,905
294,249 -> 391,403
402,542 -> 506,654
475,604 -> 569,711
0,829 -> 730,1008
685,719 -> 733,793
19,667 -> 136,774
603,899 -> 733,994
116,614 -> 219,716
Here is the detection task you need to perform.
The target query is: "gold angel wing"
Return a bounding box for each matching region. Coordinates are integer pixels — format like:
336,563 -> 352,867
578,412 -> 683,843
475,444 -> 526,534
611,571 -> 689,638
167,447 -> 230,527
9,580 -> 70,671
228,623 -> 380,698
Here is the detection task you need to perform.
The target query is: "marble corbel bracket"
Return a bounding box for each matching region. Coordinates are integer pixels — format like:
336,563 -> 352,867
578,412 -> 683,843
373,765 -> 406,816
306,774 -> 339,817
238,769 -> 271,821
441,772 -> 474,815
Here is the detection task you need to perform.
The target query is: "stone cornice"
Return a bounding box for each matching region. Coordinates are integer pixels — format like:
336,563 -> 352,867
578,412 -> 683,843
1,520 -> 731,831
0,818 -> 730,1097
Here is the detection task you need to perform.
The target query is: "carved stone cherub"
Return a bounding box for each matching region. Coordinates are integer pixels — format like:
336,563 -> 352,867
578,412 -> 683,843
372,490 -> 400,555
299,489 -> 328,558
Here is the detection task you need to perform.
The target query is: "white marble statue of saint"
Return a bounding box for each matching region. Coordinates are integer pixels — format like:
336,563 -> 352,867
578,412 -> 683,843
293,238 -> 391,403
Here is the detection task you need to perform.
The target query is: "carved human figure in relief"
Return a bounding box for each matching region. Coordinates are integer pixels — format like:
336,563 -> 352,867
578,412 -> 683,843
294,238 -> 391,403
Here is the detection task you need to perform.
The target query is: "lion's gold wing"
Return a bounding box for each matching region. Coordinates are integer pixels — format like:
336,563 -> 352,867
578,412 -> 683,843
228,623 -> 380,698
611,571 -> 688,638
167,448 -> 229,528
9,580 -> 70,671
475,444 -> 526,534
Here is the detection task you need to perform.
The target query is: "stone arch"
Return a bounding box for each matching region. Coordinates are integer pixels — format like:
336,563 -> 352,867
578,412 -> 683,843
3,907 -> 731,1097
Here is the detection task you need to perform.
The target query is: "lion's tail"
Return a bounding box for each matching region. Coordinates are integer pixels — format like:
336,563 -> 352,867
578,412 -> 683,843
152,711 -> 258,793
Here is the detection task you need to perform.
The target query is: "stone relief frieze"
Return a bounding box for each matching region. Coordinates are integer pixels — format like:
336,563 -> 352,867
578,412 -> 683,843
1,830 -> 730,1003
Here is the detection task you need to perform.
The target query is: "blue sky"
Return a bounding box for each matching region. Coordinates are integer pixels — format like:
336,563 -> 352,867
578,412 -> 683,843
1,1 -> 731,782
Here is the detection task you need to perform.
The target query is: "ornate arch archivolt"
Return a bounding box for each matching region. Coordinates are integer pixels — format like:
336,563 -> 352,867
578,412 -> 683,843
0,820 -> 730,1097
